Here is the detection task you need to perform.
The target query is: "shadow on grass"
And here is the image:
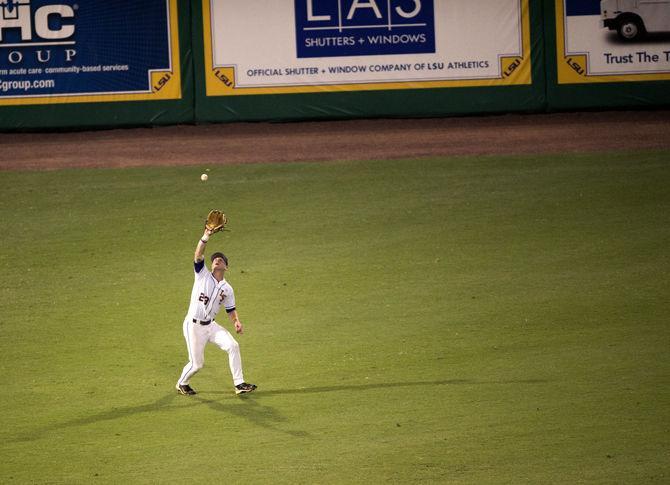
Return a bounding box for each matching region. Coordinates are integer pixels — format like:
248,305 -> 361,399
9,378 -> 546,443
9,392 -> 182,443
193,394 -> 310,438
9,388 -> 304,443
205,378 -> 549,397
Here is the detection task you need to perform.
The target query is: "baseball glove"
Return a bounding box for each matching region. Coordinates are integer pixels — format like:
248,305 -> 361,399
205,209 -> 228,233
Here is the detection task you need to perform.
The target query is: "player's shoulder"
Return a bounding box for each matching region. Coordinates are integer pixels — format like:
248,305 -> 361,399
194,259 -> 209,275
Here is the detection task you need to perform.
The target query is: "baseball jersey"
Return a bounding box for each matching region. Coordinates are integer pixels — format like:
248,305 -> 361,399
186,259 -> 236,321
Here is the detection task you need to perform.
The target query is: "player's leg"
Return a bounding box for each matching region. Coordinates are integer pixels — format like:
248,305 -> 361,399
209,322 -> 245,386
176,319 -> 207,393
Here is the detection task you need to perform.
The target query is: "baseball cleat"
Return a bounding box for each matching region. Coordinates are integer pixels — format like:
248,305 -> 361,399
176,384 -> 197,395
235,383 -> 257,395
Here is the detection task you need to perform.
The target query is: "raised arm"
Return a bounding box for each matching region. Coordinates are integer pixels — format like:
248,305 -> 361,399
195,227 -> 215,262
196,210 -> 228,262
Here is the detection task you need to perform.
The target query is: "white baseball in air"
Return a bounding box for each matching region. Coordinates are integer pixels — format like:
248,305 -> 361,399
201,173 -> 208,182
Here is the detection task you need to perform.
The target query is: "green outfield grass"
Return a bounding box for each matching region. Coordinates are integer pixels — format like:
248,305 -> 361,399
1,152 -> 669,484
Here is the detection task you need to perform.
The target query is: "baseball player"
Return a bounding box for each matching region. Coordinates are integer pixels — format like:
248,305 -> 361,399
176,211 -> 257,396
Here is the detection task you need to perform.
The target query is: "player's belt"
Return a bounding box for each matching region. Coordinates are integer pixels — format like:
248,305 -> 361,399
192,318 -> 211,326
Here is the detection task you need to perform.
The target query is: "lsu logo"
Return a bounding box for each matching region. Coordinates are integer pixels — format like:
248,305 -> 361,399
295,0 -> 435,58
0,0 -> 75,42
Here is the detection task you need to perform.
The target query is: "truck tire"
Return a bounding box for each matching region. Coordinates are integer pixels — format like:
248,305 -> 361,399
616,17 -> 645,41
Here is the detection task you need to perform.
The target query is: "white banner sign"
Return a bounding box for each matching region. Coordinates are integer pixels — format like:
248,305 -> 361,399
556,0 -> 670,84
202,0 -> 532,95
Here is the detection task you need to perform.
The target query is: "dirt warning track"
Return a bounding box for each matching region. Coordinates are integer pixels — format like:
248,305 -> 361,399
1,110 -> 669,171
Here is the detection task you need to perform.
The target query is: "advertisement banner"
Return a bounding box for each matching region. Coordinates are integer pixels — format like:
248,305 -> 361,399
556,0 -> 670,83
0,0 -> 182,106
202,0 -> 532,96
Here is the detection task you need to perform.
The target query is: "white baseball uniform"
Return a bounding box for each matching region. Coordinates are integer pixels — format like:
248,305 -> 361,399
177,259 -> 245,387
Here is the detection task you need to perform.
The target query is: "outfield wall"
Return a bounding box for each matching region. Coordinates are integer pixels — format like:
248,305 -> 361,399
545,0 -> 670,110
193,0 -> 547,121
0,0 -> 194,129
1,0 -> 669,130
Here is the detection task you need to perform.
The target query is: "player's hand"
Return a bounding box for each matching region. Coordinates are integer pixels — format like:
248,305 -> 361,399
234,320 -> 243,334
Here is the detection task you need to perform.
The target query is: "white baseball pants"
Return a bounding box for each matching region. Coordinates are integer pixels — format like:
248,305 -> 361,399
177,318 -> 245,387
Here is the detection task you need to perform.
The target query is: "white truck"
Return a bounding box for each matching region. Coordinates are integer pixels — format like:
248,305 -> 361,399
601,0 -> 670,40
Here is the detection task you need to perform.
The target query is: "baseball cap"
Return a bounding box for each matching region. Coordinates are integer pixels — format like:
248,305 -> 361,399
210,252 -> 228,265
